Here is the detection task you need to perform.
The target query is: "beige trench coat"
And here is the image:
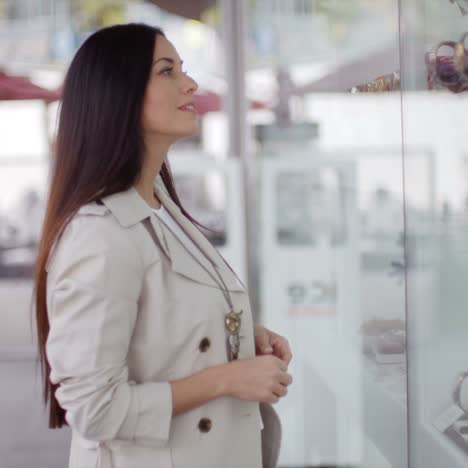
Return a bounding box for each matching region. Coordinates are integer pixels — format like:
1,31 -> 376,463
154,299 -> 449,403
45,174 -> 264,468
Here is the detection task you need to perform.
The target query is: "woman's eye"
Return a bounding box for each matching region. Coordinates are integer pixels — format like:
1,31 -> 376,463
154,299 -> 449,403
159,67 -> 188,77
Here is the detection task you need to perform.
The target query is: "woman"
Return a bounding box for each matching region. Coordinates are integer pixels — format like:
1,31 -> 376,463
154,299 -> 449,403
34,23 -> 292,468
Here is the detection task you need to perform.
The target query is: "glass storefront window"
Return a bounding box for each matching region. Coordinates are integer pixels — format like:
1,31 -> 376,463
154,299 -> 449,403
249,1 -> 403,467
401,1 -> 468,467
249,1 -> 468,467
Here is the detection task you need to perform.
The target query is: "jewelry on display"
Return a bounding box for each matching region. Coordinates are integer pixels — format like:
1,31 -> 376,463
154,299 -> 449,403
425,32 -> 468,93
349,71 -> 400,93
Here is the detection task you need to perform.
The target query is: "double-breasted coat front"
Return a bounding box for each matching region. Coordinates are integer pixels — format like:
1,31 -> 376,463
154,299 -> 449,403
45,174 -> 263,468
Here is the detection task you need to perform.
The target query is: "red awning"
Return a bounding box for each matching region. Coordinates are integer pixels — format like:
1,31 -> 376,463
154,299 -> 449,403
0,70 -> 266,112
150,0 -> 215,20
0,69 -> 61,102
194,90 -> 265,115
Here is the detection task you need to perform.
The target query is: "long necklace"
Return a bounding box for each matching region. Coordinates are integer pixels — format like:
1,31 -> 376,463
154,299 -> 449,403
151,209 -> 243,361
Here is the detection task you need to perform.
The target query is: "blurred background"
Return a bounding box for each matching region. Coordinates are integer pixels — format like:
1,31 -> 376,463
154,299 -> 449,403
1,1 -> 468,467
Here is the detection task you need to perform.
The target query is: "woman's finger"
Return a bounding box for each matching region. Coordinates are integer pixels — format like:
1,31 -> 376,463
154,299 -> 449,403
272,339 -> 292,364
272,383 -> 288,397
282,347 -> 293,365
278,372 -> 293,386
255,327 -> 273,354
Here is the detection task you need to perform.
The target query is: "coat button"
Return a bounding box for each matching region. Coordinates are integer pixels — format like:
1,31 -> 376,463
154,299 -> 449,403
199,337 -> 211,352
198,418 -> 212,433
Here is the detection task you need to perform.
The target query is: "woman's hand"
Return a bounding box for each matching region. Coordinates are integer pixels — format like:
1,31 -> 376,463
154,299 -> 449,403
254,324 -> 292,366
224,355 -> 293,404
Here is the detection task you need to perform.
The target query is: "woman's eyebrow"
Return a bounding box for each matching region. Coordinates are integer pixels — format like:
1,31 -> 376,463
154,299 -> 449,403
153,57 -> 184,66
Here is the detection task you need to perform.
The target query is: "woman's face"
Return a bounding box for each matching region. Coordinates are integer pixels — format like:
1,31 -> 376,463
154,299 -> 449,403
142,35 -> 199,142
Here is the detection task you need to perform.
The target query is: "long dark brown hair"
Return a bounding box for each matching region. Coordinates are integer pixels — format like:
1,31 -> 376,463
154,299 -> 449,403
33,23 -> 212,429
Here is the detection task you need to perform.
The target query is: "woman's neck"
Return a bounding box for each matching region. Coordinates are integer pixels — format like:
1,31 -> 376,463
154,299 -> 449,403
135,138 -> 170,209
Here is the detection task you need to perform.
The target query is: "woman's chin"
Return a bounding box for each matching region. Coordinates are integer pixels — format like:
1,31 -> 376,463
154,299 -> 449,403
176,123 -> 200,140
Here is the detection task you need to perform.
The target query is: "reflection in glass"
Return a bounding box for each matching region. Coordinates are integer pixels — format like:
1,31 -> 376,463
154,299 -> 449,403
402,0 -> 468,466
0,164 -> 47,279
173,171 -> 227,246
275,168 -> 346,246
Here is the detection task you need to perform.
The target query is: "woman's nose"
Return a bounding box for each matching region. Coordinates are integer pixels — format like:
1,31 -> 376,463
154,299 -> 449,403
182,74 -> 198,94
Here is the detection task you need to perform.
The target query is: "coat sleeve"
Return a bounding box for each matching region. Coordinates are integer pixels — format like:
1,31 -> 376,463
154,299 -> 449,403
45,214 -> 172,446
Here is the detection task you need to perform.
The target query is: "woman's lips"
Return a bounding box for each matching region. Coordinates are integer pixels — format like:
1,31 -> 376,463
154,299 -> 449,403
178,104 -> 196,112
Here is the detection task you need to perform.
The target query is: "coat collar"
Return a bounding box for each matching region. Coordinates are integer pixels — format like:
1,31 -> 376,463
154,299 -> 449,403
99,174 -> 187,227
99,179 -> 159,228
100,175 -> 244,293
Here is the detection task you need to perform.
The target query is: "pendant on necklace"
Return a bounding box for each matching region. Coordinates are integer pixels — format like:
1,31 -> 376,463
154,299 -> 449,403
227,333 -> 240,361
225,309 -> 243,333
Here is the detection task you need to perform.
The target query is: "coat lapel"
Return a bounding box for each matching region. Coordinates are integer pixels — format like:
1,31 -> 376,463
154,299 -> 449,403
144,215 -> 223,290
100,178 -> 244,293
153,176 -> 245,293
